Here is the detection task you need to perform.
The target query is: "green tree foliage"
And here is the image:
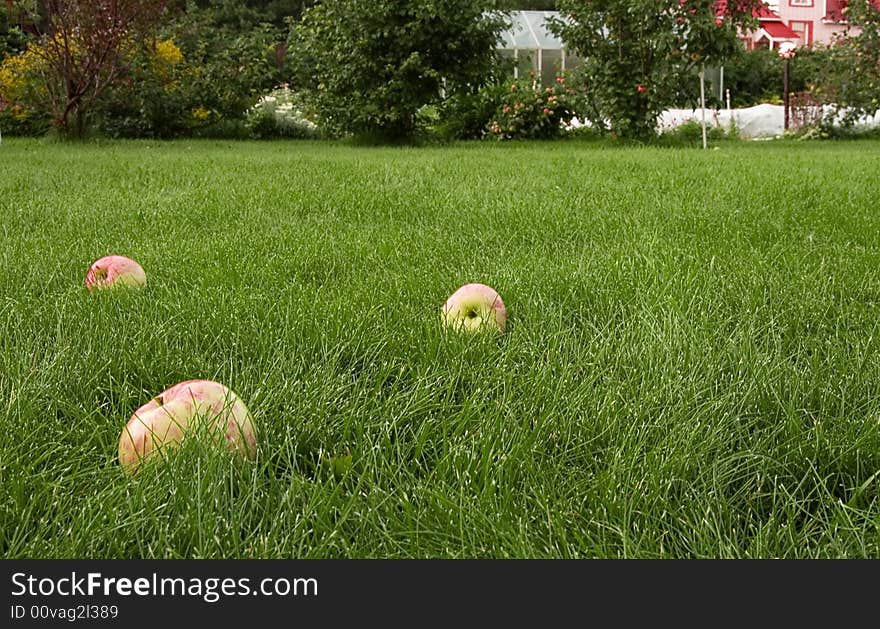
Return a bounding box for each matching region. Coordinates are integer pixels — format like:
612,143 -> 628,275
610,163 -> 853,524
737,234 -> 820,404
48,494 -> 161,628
815,0 -> 880,126
500,0 -> 556,8
292,0 -> 507,140
1,2 -> 33,59
95,38 -> 194,138
164,10 -> 287,122
94,2 -> 290,138
719,46 -> 832,109
549,0 -> 762,139
167,0 -> 315,30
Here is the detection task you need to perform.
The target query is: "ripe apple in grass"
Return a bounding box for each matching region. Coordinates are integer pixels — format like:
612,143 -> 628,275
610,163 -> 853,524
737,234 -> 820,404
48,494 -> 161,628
118,380 -> 257,473
85,255 -> 146,291
441,283 -> 507,333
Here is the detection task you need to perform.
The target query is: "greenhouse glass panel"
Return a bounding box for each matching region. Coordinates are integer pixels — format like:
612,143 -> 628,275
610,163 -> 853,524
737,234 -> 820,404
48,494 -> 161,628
541,49 -> 562,85
507,13 -> 538,49
523,11 -> 565,50
563,52 -> 582,73
497,11 -> 580,84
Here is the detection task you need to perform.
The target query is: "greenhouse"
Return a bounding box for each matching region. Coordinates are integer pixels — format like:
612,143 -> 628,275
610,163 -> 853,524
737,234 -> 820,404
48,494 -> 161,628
498,11 -> 581,88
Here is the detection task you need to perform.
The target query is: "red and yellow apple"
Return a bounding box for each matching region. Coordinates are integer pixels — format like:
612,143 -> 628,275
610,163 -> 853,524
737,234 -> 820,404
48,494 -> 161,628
85,255 -> 146,291
441,283 -> 507,333
118,379 -> 257,473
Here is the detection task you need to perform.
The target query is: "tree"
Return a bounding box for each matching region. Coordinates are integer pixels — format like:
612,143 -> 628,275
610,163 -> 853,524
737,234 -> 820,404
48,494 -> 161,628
166,0 -> 315,31
1,2 -> 33,59
293,0 -> 507,140
548,0 -> 761,139
500,0 -> 556,8
816,0 -> 880,127
17,0 -> 168,137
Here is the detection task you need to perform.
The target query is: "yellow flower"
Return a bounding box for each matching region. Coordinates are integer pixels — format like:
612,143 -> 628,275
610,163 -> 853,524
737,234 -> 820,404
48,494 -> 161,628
11,104 -> 29,121
0,46 -> 47,105
191,106 -> 211,121
154,39 -> 184,66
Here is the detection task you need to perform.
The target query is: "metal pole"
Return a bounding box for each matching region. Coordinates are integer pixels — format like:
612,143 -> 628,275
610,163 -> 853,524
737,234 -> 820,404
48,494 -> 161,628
700,65 -> 707,150
537,47 -> 542,86
783,57 -> 790,131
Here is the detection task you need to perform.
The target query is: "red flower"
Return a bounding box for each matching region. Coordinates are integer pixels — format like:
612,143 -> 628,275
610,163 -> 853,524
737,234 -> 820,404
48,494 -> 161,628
637,84 -> 647,94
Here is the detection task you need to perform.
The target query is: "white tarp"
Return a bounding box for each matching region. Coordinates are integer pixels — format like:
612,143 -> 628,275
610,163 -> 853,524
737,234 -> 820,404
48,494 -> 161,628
658,103 -> 880,139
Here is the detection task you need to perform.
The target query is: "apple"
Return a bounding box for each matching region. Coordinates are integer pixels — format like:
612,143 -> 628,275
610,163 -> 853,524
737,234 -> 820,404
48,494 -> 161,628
85,255 -> 146,291
441,283 -> 507,333
118,379 -> 257,473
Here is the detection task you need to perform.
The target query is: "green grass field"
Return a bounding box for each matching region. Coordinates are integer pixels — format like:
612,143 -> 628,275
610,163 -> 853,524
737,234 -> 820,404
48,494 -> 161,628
1,137 -> 879,558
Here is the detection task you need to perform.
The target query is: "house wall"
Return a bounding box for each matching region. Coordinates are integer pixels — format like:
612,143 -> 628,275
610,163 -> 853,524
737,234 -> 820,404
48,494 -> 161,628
773,0 -> 855,46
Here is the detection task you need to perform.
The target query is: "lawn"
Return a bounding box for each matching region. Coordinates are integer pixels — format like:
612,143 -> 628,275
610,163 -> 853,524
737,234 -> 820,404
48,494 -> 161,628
1,137 -> 879,558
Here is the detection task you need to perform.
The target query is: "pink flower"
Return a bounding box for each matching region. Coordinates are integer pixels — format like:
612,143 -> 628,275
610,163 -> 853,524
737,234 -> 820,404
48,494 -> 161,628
503,106 -> 511,114
556,76 -> 565,84
637,84 -> 647,93
543,107 -> 551,115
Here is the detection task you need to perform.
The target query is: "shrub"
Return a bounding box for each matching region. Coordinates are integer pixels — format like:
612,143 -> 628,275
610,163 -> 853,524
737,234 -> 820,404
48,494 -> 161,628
657,118 -> 733,146
177,21 -> 287,124
0,45 -> 51,135
435,83 -> 507,141
95,39 -> 193,139
95,12 -> 291,138
292,0 -> 507,141
95,17 -> 289,139
245,84 -> 320,139
486,74 -> 576,140
719,47 -> 832,109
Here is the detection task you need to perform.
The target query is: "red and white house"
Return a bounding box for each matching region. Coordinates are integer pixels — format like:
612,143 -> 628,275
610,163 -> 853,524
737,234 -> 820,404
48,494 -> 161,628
741,0 -> 871,49
764,0 -> 853,46
742,3 -> 802,50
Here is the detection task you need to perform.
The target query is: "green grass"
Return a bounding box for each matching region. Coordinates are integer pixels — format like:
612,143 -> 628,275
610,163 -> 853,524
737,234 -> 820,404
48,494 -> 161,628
1,137 -> 879,558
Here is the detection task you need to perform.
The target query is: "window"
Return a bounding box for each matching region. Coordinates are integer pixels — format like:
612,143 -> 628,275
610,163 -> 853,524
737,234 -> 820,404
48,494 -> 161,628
789,20 -> 813,45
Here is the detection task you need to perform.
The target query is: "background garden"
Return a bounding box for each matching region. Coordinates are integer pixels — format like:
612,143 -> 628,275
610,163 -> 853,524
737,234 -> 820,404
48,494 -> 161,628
2,0 -> 880,143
